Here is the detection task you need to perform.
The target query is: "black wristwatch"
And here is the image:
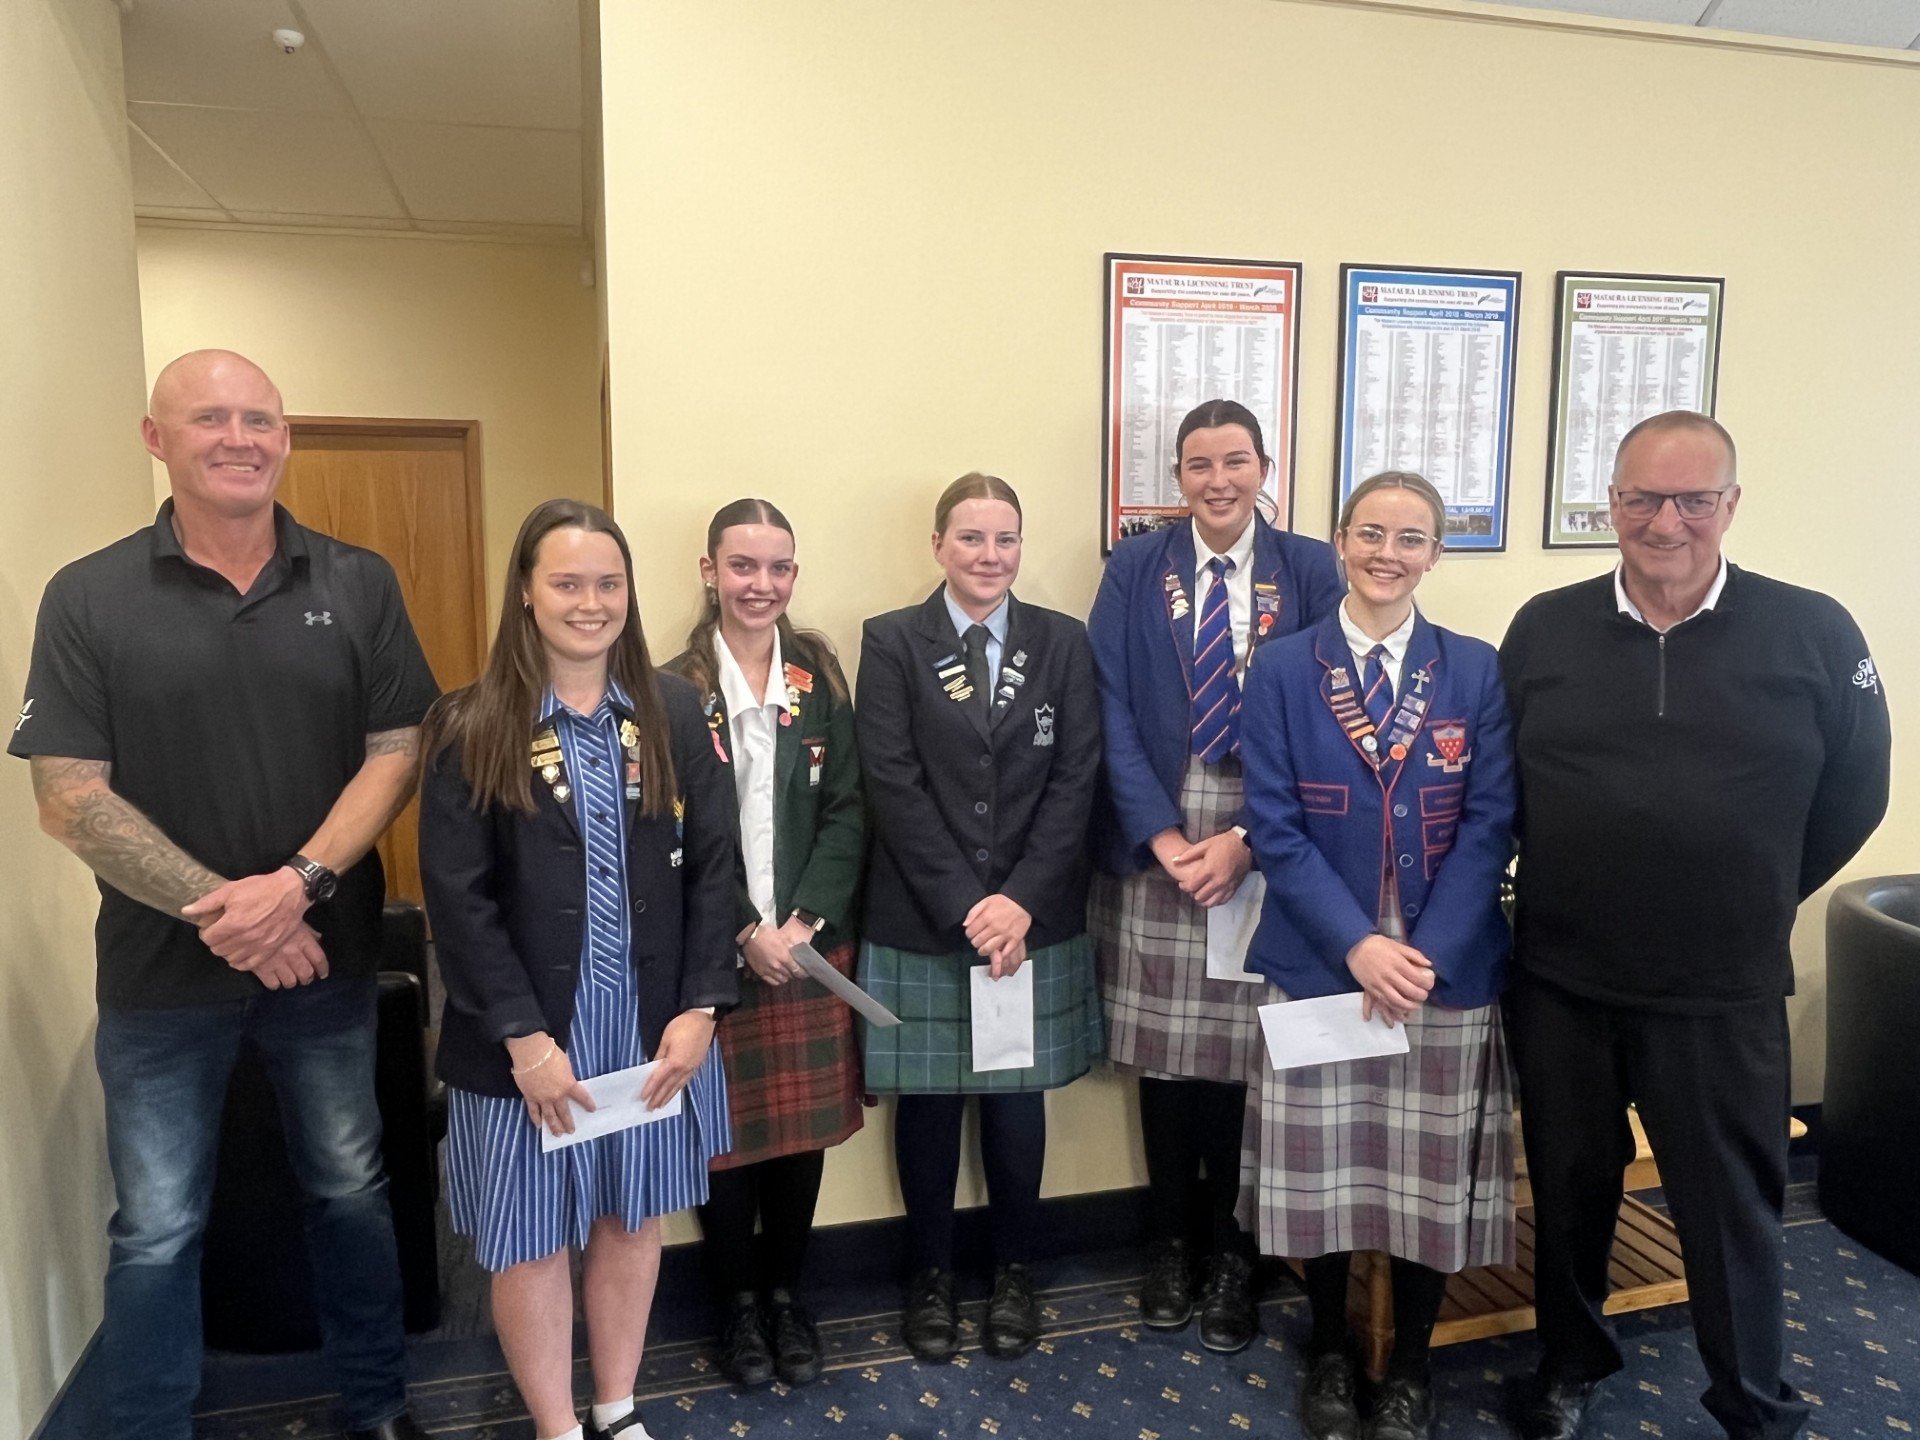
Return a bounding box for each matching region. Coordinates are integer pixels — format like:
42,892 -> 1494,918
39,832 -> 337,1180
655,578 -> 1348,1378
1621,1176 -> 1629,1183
287,853 -> 338,904
791,908 -> 827,935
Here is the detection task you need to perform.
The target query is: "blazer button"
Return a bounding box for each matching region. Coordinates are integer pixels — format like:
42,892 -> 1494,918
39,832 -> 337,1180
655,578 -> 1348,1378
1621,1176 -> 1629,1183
1405,903 -> 1421,918
1399,854 -> 1413,867
977,754 -> 992,768
975,847 -> 989,862
1393,804 -> 1408,818
632,898 -> 647,915
974,801 -> 988,815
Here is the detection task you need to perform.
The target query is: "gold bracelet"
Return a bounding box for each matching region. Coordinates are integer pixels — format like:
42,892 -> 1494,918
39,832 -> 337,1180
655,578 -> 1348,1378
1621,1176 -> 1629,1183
510,1041 -> 557,1076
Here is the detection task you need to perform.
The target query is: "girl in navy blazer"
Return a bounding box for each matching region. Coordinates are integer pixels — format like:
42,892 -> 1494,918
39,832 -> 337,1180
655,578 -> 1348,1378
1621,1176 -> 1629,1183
856,473 -> 1104,1364
1087,399 -> 1343,1351
1238,472 -> 1517,1440
419,501 -> 739,1440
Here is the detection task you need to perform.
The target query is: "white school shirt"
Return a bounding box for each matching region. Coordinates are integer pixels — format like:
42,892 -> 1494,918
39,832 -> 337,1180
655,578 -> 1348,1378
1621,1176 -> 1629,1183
1192,518 -> 1257,676
1339,599 -> 1417,695
1614,556 -> 1728,633
715,628 -> 785,927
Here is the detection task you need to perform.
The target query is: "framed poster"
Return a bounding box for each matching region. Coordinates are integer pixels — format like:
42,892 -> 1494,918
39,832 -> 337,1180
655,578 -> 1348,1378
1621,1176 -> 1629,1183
1335,264 -> 1521,552
1544,271 -> 1725,548
1101,253 -> 1301,553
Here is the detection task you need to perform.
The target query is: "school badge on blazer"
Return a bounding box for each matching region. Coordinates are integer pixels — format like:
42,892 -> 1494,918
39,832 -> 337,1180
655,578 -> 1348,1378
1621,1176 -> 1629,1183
1426,722 -> 1471,773
1032,703 -> 1055,747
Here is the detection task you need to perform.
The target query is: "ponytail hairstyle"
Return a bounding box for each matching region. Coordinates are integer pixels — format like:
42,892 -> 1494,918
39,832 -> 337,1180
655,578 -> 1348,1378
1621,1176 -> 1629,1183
932,471 -> 1023,536
680,497 -> 848,702
421,499 -> 675,815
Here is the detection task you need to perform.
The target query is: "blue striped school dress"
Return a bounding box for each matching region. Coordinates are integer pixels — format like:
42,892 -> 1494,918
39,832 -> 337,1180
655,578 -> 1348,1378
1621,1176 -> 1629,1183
446,684 -> 731,1273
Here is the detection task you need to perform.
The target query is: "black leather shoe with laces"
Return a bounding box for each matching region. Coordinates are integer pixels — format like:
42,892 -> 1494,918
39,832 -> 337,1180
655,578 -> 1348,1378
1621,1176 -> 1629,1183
1365,1375 -> 1435,1440
1515,1376 -> 1595,1440
902,1267 -> 960,1362
716,1292 -> 775,1387
1196,1250 -> 1258,1353
1138,1238 -> 1193,1329
982,1263 -> 1041,1359
1301,1349 -> 1364,1440
767,1288 -> 823,1385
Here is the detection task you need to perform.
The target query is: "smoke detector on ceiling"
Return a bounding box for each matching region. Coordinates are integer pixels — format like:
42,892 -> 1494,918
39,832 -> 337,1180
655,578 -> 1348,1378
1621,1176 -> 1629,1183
272,28 -> 306,54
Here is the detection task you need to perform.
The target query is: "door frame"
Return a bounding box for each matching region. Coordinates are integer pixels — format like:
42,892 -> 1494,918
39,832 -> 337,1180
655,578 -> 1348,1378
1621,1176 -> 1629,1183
285,416 -> 490,659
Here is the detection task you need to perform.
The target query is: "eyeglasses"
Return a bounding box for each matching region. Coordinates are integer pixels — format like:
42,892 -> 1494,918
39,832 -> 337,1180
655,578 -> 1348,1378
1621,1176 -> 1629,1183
1346,524 -> 1437,555
1612,487 -> 1733,520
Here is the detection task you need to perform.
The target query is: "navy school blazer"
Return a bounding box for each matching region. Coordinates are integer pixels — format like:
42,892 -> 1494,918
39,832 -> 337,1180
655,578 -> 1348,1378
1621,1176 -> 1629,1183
1239,610 -> 1515,1009
1088,517 -> 1344,875
855,588 -> 1101,956
420,671 -> 741,1098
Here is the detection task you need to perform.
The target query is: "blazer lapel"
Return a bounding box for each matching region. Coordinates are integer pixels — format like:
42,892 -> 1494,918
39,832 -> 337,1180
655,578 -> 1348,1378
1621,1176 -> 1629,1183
1313,617 -> 1380,775
1162,523 -> 1197,698
988,596 -> 1034,730
531,720 -> 584,839
1379,615 -> 1443,793
1248,521 -> 1290,657
773,659 -> 806,793
915,587 -> 992,743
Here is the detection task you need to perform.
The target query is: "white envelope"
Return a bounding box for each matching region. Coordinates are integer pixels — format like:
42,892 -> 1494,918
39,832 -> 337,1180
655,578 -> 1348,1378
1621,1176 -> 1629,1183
970,962 -> 1036,1072
1258,991 -> 1412,1072
1205,873 -> 1266,983
539,1061 -> 684,1152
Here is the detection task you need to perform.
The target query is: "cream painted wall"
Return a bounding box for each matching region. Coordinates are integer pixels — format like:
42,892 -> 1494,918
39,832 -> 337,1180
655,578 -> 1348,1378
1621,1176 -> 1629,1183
135,226 -> 603,623
602,0 -> 1920,1230
0,0 -> 154,1430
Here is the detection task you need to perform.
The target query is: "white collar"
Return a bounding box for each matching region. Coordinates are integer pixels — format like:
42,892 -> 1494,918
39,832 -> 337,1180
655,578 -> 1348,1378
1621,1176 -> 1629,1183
1193,516 -> 1256,576
1339,598 -> 1416,666
715,626 -> 785,719
1614,555 -> 1728,630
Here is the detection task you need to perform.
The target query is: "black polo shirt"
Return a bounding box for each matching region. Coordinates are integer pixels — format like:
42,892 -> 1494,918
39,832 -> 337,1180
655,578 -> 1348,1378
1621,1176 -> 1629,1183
10,501 -> 440,1009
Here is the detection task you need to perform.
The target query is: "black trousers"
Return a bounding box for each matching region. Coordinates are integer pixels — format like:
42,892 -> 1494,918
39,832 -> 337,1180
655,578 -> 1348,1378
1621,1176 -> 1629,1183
1508,974 -> 1806,1440
1138,1076 -> 1250,1255
894,1092 -> 1046,1273
697,1149 -> 827,1300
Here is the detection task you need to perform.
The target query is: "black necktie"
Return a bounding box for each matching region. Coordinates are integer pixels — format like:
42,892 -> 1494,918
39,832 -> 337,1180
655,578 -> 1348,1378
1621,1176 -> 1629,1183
964,624 -> 993,719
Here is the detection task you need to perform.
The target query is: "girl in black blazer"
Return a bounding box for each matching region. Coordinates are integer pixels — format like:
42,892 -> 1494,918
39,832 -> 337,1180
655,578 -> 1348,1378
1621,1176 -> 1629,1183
419,500 -> 739,1440
855,472 -> 1104,1363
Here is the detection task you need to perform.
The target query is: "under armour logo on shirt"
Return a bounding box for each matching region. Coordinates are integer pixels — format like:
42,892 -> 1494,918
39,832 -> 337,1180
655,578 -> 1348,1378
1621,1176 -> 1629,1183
304,611 -> 334,626
1852,657 -> 1880,694
13,699 -> 30,732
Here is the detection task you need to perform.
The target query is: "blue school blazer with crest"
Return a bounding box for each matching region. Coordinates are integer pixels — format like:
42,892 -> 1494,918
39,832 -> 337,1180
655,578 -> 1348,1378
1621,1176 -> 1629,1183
1239,610 -> 1515,1009
1088,518 -> 1343,876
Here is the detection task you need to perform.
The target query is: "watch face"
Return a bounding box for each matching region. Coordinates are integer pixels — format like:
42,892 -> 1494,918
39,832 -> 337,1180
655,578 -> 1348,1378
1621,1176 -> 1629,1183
312,873 -> 338,903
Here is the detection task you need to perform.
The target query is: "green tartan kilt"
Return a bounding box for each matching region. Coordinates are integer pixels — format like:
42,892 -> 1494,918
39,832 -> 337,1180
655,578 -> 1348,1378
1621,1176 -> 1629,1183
858,934 -> 1106,1094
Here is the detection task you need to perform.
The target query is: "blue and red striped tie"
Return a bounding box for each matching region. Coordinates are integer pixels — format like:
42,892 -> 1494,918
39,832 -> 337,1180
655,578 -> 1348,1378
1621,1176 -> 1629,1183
1190,557 -> 1240,763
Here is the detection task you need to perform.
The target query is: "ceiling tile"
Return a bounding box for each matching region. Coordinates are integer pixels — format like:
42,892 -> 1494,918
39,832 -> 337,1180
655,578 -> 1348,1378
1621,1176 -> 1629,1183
122,0 -> 349,115
370,121 -> 581,228
129,103 -> 407,219
301,0 -> 581,129
1703,0 -> 1920,48
1490,0 -> 1710,24
128,123 -> 225,211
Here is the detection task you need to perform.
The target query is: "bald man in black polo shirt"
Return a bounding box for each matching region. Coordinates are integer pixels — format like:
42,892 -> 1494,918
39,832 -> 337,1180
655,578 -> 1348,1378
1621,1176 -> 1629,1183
10,351 -> 438,1440
1500,412 -> 1891,1440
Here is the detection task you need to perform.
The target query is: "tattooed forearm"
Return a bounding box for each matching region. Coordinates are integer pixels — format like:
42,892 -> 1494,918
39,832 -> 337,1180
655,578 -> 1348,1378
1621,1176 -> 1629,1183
364,726 -> 420,760
30,756 -> 224,918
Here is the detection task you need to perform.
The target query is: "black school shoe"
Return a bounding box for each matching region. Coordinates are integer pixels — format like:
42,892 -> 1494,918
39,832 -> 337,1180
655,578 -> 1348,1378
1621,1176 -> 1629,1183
1301,1348 -> 1365,1440
1139,1237 -> 1194,1328
982,1263 -> 1041,1359
767,1288 -> 824,1385
902,1267 -> 960,1361
716,1292 -> 775,1386
1196,1249 -> 1258,1352
1514,1375 -> 1596,1440
1365,1375 -> 1435,1440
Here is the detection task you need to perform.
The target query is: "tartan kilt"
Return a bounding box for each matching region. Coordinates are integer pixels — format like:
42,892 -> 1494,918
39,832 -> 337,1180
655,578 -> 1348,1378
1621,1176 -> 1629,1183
1237,990 -> 1517,1273
711,938 -> 863,1171
859,934 -> 1105,1094
1093,756 -> 1265,1082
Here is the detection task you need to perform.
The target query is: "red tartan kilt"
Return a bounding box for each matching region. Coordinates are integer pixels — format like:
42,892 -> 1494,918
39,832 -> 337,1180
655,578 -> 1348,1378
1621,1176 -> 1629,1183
710,938 -> 864,1171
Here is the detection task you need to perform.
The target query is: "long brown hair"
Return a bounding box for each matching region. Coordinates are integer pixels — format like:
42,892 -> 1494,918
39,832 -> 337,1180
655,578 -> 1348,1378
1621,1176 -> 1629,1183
422,500 -> 675,815
680,496 -> 848,703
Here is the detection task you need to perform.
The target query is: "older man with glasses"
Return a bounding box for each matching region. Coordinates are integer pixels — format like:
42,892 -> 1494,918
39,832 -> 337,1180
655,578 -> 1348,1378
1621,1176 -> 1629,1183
1497,411 -> 1890,1440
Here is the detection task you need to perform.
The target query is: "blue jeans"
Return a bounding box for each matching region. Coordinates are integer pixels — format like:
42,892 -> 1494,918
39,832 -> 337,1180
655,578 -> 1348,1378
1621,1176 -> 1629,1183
93,977 -> 408,1439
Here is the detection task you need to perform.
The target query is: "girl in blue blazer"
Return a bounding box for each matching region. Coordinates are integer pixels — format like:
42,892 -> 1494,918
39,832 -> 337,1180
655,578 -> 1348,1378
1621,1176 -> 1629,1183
1088,399 -> 1343,1351
1238,472 -> 1517,1440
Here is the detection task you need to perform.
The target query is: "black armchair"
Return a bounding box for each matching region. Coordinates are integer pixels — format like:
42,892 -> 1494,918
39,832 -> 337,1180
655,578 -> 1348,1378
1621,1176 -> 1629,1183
1820,875 -> 1920,1276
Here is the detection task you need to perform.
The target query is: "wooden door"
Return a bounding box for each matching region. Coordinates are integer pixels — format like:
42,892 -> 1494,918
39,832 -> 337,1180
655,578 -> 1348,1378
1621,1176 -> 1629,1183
280,420 -> 487,907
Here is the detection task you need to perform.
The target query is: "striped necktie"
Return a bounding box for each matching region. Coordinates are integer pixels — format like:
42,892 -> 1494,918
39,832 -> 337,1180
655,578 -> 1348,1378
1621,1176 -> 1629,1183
1361,644 -> 1394,734
1190,556 -> 1240,763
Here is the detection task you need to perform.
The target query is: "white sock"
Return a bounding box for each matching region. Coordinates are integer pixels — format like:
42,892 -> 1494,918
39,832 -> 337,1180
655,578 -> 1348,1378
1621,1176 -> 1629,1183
543,1427 -> 584,1440
591,1398 -> 636,1429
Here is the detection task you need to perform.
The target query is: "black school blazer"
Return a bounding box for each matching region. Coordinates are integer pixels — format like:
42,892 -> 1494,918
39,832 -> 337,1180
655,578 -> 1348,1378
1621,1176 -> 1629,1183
421,671 -> 741,1099
856,588 -> 1100,955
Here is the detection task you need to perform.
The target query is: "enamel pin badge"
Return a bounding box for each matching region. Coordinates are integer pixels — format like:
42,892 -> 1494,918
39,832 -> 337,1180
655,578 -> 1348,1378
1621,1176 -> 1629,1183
1032,703 -> 1055,747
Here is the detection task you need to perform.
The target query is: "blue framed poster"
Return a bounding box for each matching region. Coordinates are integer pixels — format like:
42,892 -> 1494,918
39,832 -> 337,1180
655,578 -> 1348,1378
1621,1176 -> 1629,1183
1335,264 -> 1521,552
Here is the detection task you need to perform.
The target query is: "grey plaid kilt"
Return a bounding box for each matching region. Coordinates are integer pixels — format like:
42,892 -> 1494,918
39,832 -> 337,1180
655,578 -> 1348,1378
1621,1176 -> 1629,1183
858,934 -> 1105,1095
1092,757 -> 1265,1082
1237,990 -> 1516,1273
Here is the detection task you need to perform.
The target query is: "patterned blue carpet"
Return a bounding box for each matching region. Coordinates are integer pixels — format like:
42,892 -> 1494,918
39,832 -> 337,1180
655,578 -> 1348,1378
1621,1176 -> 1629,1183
190,1188 -> 1920,1440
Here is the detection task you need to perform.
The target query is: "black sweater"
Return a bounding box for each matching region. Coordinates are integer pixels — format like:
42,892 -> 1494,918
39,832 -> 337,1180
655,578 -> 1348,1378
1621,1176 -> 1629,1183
1499,567 -> 1890,1012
